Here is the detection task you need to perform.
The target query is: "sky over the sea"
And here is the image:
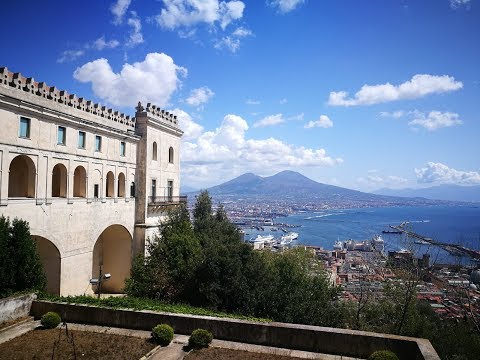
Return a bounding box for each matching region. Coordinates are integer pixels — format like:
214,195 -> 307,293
2,0 -> 479,191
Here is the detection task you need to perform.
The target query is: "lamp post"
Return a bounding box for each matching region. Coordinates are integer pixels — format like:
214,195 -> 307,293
89,265 -> 111,299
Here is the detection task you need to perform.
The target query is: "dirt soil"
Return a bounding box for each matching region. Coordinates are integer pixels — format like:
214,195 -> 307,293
185,347 -> 305,360
0,328 -> 156,360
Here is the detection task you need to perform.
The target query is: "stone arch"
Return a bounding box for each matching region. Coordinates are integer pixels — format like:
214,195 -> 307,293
52,163 -> 68,198
32,235 -> 61,295
117,172 -> 125,197
8,155 -> 36,197
152,142 -> 158,161
168,146 -> 174,163
106,171 -> 114,198
73,165 -> 87,197
92,224 -> 132,293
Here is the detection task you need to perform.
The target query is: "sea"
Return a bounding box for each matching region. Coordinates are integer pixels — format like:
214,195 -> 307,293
243,205 -> 480,265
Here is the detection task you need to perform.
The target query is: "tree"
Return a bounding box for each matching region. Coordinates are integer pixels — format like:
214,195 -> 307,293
0,216 -> 46,298
125,205 -> 201,300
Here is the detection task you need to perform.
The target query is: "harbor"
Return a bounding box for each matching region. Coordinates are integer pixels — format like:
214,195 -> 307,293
389,222 -> 480,261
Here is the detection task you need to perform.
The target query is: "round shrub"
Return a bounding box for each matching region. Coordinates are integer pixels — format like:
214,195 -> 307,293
40,311 -> 61,329
188,329 -> 213,349
368,350 -> 399,360
152,324 -> 174,346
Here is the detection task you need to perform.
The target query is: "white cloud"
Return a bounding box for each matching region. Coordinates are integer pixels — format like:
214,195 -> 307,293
73,52 -> 187,107
232,26 -> 253,37
304,115 -> 333,129
328,74 -> 463,106
181,113 -> 342,186
214,26 -> 253,53
218,1 -> 245,29
408,111 -> 463,131
379,110 -> 405,119
185,86 -> 215,107
156,0 -> 245,30
93,36 -> 120,50
57,50 -> 85,63
111,0 -> 132,24
357,172 -> 408,190
288,113 -> 304,121
450,0 -> 471,9
126,12 -> 144,46
214,36 -> 241,52
268,0 -> 304,13
253,114 -> 285,128
58,36 -> 120,63
415,162 -> 480,184
280,98 -> 288,104
246,99 -> 260,105
171,108 -> 204,140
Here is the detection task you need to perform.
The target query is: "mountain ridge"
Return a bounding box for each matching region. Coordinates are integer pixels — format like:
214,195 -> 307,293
193,170 -> 406,203
374,184 -> 480,202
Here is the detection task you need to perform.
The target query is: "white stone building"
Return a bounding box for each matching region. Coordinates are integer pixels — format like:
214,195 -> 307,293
0,67 -> 184,296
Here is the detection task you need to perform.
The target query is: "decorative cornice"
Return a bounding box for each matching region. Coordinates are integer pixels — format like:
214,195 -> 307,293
135,101 -> 179,128
0,66 -> 135,130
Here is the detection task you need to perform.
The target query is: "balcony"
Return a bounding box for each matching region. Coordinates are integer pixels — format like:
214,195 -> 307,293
148,195 -> 187,207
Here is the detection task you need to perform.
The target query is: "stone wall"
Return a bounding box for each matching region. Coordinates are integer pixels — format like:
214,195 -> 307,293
30,300 -> 440,360
0,293 -> 36,324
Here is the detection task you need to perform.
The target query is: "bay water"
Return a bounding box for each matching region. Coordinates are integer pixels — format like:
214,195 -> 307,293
245,205 -> 480,264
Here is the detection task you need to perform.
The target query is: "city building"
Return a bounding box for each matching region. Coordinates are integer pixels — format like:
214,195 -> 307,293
0,67 -> 185,296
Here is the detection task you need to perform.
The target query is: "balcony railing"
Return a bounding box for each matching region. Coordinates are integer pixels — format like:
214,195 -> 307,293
148,195 -> 187,205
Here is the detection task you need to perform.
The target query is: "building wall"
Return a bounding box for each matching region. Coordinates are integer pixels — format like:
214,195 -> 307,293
0,67 -> 183,296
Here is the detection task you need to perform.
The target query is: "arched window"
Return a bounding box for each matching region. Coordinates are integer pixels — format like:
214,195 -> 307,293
106,171 -> 114,198
152,142 -> 158,161
168,147 -> 174,164
8,155 -> 36,198
52,163 -> 68,198
73,166 -> 87,197
117,172 -> 126,197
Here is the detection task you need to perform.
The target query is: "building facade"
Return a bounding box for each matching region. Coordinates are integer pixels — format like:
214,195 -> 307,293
0,67 -> 184,295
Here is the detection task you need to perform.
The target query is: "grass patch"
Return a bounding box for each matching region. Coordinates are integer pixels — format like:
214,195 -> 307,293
37,293 -> 271,323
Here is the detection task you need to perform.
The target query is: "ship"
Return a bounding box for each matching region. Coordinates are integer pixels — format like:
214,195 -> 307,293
382,230 -> 402,234
333,240 -> 343,251
249,234 -> 275,250
250,234 -> 274,243
280,232 -> 299,246
371,234 -> 385,252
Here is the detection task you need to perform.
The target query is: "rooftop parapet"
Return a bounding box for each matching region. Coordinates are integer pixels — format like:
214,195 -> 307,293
135,101 -> 179,128
0,66 -> 136,130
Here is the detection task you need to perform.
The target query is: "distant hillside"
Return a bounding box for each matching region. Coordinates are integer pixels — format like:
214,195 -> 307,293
374,184 -> 480,202
206,170 -> 368,199
202,170 -> 429,205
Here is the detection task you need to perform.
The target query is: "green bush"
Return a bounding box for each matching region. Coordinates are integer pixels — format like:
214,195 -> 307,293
188,328 -> 213,349
368,350 -> 399,360
152,324 -> 174,346
40,311 -> 61,329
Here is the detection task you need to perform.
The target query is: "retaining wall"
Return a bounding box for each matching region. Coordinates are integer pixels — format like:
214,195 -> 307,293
30,300 -> 440,360
0,293 -> 36,324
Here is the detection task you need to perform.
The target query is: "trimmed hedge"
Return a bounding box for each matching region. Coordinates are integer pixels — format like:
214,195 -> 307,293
152,324 -> 174,346
368,350 -> 399,360
40,311 -> 61,329
37,293 -> 270,322
188,329 -> 213,349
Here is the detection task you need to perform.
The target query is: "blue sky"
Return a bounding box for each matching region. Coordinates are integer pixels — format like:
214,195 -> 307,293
2,0 -> 479,191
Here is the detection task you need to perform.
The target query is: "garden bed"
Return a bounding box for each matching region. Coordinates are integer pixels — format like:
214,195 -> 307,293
0,327 -> 156,360
185,347 -> 306,360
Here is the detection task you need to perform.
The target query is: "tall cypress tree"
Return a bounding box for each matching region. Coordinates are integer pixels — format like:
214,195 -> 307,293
0,216 -> 46,298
